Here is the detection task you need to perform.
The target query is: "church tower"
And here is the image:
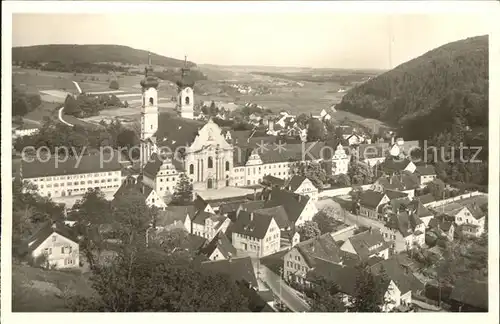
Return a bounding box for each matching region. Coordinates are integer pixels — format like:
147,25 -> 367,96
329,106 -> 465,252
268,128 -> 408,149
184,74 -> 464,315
176,56 -> 195,119
140,52 -> 159,169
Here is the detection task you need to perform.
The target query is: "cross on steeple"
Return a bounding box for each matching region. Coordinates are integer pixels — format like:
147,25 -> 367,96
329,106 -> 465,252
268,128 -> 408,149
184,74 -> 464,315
148,52 -> 152,66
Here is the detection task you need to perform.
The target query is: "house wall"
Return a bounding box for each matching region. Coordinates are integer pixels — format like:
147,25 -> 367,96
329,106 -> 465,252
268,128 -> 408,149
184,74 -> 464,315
382,281 -> 402,312
295,198 -> 318,227
294,180 -> 319,201
424,191 -> 485,208
454,207 -> 484,237
318,184 -> 372,198
419,174 -> 436,186
232,218 -> 280,257
154,163 -> 180,197
283,248 -> 310,281
145,190 -> 167,210
209,247 -> 225,261
31,232 -> 79,269
26,170 -> 122,199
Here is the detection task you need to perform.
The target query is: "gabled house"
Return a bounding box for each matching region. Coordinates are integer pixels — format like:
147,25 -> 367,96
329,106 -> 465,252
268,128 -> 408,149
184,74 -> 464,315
114,175 -> 167,210
416,193 -> 436,206
201,256 -> 259,290
284,175 -> 319,201
340,228 -> 390,262
307,260 -> 412,312
389,138 -> 420,158
231,211 -> 280,257
380,211 -> 426,253
154,205 -> 195,231
381,158 -> 417,175
24,222 -> 79,269
261,175 -> 286,189
283,233 -> 343,284
199,231 -> 237,261
191,211 -> 231,241
414,165 -> 437,186
435,202 -> 486,237
355,142 -> 389,168
261,187 -> 318,227
372,173 -> 420,200
428,215 -> 455,242
331,143 -> 350,175
345,133 -> 364,146
357,190 -> 390,219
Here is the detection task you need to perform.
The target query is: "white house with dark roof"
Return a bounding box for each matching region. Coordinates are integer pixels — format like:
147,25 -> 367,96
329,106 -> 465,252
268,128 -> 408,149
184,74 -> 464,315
340,228 -> 390,262
261,187 -> 318,227
283,233 -> 343,284
433,202 -> 486,237
21,151 -> 122,199
231,211 -> 280,257
114,175 -> 167,210
199,231 -> 237,261
372,173 -> 420,200
415,165 -> 437,186
284,175 -> 319,201
25,222 -> 80,269
358,190 -> 390,219
380,210 -> 426,253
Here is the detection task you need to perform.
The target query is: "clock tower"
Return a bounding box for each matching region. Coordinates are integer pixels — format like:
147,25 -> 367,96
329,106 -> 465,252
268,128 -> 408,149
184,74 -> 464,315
140,52 -> 159,169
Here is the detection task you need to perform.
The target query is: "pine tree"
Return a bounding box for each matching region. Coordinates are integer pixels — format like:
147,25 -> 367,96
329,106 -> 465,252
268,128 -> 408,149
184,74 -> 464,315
348,263 -> 385,312
172,173 -> 193,205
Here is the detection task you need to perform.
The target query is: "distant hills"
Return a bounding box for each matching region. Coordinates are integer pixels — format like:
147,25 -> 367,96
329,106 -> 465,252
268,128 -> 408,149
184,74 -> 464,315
12,44 -> 196,68
337,35 -> 488,141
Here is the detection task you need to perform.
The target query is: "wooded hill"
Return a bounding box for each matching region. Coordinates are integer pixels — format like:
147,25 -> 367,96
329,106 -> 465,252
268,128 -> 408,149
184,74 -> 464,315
337,35 -> 489,188
12,44 -> 196,68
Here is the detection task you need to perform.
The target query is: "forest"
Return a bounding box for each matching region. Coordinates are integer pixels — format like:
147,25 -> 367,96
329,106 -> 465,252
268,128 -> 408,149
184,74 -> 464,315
336,35 -> 489,188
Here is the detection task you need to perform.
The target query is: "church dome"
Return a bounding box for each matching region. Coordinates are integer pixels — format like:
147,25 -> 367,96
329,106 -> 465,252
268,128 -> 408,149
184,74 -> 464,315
176,76 -> 195,89
141,76 -> 159,89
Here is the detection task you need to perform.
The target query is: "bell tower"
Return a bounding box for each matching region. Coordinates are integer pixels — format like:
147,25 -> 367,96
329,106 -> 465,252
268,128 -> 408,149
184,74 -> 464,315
176,55 -> 194,119
140,52 -> 159,169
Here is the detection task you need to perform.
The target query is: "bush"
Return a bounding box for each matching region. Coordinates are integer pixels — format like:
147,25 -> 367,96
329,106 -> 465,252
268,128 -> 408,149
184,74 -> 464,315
109,80 -> 120,90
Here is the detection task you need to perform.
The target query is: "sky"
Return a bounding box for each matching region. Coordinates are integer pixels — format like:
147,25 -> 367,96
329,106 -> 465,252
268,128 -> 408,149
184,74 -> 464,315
12,12 -> 491,69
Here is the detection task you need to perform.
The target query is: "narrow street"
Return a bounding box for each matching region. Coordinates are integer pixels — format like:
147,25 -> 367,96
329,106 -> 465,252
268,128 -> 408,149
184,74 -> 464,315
258,264 -> 310,312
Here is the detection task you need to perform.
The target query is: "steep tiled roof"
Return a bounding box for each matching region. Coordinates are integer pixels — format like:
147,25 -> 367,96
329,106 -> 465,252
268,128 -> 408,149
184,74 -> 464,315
345,229 -> 389,260
201,256 -> 258,288
307,261 -> 360,296
262,175 -> 286,188
21,151 -> 122,178
262,187 -> 309,224
369,257 -> 420,294
295,233 -> 342,267
407,200 -> 433,218
376,173 -> 419,191
285,175 -> 308,192
384,189 -> 408,200
192,211 -> 216,225
415,165 -> 436,176
359,190 -> 386,209
381,158 -> 411,174
232,210 -> 273,239
199,231 -> 236,259
25,222 -> 78,253
428,216 -> 454,232
450,278 -> 488,310
155,113 -> 203,152
155,205 -> 194,228
254,205 -> 291,229
416,193 -> 436,205
114,176 -> 152,200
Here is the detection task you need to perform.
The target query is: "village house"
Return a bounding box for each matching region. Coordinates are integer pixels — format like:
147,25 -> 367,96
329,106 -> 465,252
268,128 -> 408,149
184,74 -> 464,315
284,175 -> 319,201
307,259 -> 414,312
261,175 -> 286,189
389,138 -> 420,158
231,210 -> 281,257
13,122 -> 40,138
283,234 -> 343,284
24,222 -> 80,269
434,202 -> 486,237
414,165 -> 437,186
428,215 -> 455,242
354,142 -> 390,168
345,133 -> 365,146
380,210 -> 426,253
357,190 -> 390,219
372,173 -> 420,200
380,158 -> 417,175
340,228 -> 390,262
114,175 -> 167,210
198,231 -> 237,261
201,256 -> 259,290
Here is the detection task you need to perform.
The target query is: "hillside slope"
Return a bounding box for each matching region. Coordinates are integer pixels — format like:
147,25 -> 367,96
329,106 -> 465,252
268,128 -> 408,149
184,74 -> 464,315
12,44 -> 196,68
336,35 -> 488,141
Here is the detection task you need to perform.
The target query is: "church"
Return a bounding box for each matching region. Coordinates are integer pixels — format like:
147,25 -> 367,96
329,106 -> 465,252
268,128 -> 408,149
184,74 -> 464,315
136,57 -> 234,205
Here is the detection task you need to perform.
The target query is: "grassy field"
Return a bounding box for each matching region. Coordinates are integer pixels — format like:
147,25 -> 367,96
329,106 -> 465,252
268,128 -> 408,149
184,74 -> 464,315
23,101 -> 60,122
12,263 -> 94,312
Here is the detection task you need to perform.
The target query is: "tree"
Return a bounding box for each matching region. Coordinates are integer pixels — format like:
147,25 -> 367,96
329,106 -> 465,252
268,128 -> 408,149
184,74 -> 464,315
425,178 -> 446,200
313,211 -> 339,234
109,80 -> 120,90
307,277 -> 346,312
307,119 -> 326,142
117,129 -> 139,149
348,264 -> 386,312
68,248 -> 250,312
171,173 -> 193,205
297,221 -> 321,241
64,94 -> 81,116
70,189 -> 111,269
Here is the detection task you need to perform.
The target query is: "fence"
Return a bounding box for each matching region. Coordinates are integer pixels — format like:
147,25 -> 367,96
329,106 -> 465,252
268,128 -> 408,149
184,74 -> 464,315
319,184 -> 372,198
423,191 -> 486,208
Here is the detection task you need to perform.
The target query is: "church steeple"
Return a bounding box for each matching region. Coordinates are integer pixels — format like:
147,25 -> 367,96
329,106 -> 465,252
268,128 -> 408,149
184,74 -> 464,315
176,55 -> 195,89
141,52 -> 159,89
176,54 -> 195,119
140,51 -> 159,169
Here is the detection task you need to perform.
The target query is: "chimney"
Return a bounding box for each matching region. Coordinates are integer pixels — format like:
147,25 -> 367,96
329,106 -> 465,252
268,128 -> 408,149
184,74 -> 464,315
250,212 -> 254,222
391,135 -> 395,145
